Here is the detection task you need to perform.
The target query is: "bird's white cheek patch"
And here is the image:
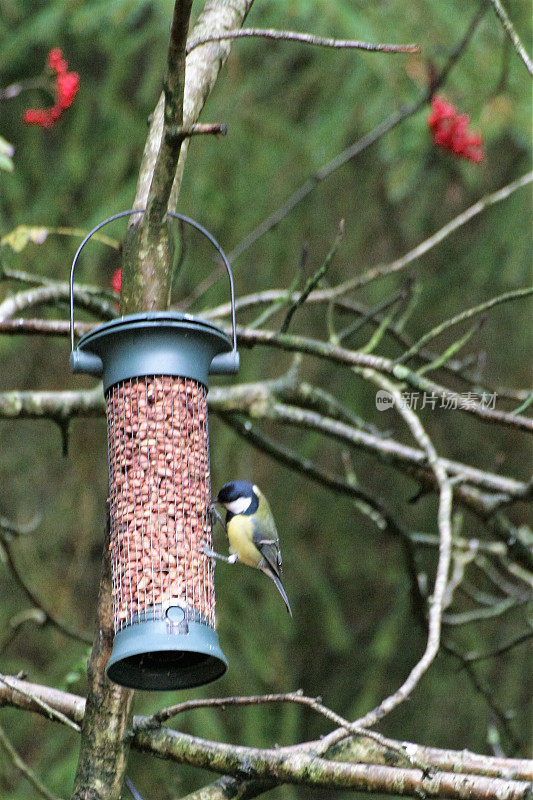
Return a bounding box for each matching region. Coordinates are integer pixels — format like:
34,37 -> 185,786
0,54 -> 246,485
225,497 -> 252,515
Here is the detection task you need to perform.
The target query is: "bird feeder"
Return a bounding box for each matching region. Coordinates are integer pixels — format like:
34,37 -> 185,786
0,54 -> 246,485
69,210 -> 239,690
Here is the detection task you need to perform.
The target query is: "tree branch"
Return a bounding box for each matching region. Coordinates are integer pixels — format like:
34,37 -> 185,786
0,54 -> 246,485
2,675 -> 532,793
396,287 -> 533,365
0,284 -> 117,322
486,0 -> 533,75
186,27 -> 420,54
351,371 -> 452,729
0,527 -> 92,644
0,721 -> 63,800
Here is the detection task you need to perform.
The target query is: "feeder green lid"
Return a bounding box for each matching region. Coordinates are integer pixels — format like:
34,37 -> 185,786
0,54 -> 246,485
70,311 -> 238,390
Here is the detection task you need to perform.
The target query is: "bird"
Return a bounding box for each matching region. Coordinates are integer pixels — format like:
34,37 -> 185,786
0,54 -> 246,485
204,480 -> 292,616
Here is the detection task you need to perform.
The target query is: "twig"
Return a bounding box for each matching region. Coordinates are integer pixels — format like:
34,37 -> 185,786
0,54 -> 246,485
441,643 -> 525,754
0,226 -> 119,253
416,317 -> 487,376
409,533 -> 508,557
0,514 -> 41,539
144,690 -> 344,728
0,608 -> 46,656
486,0 -> 533,75
443,596 -> 528,625
125,776 -> 145,800
280,220 -> 344,333
352,371 -> 453,729
166,122 -> 227,140
0,531 -> 92,644
0,264 -> 116,297
336,285 -> 409,344
397,287 -> 533,364
186,27 -> 420,54
0,721 -> 63,800
475,554 -> 532,596
464,631 -> 533,663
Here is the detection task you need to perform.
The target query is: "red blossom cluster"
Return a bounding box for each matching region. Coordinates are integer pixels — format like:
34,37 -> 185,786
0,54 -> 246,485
111,268 -> 122,295
428,95 -> 483,163
23,48 -> 79,128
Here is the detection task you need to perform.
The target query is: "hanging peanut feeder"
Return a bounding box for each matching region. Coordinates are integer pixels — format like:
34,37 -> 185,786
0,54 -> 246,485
69,210 -> 239,690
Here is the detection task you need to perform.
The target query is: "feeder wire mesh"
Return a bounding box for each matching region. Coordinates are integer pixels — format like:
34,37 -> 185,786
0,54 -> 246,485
107,375 -> 214,632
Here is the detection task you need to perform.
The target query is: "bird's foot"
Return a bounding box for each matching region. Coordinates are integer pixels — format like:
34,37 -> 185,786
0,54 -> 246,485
209,504 -> 225,529
200,545 -> 238,565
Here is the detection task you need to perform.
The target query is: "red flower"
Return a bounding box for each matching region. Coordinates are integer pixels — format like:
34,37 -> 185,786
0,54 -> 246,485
428,95 -> 483,163
23,108 -> 56,128
47,48 -> 68,75
111,268 -> 122,295
56,72 -> 80,109
23,48 -> 79,128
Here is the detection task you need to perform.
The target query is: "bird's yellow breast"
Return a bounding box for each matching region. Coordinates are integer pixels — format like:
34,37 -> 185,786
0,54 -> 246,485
227,515 -> 261,568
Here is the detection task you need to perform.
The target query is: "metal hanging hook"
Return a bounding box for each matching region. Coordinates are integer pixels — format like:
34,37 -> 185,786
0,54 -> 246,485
69,209 -> 238,361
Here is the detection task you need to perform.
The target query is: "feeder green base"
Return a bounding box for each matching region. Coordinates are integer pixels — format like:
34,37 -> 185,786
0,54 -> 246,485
106,618 -> 227,691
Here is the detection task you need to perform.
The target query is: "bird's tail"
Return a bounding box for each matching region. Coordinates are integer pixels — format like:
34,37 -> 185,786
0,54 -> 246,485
267,569 -> 292,616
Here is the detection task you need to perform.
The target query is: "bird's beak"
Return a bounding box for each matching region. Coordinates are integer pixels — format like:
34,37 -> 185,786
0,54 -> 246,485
211,495 -> 221,505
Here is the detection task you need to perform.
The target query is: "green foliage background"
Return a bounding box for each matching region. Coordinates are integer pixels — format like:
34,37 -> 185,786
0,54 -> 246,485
0,1 -> 531,798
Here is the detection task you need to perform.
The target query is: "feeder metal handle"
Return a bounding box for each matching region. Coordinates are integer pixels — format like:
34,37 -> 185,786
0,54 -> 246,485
69,209 -> 238,360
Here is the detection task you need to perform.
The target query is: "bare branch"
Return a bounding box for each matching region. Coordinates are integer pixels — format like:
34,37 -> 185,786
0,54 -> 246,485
443,596 -> 529,625
0,528 -> 92,644
166,122 -> 227,140
486,0 -> 533,74
187,27 -> 420,54
0,284 -> 117,322
2,675 -> 532,791
280,220 -> 344,333
352,371 -> 452,728
397,287 -> 533,365
0,319 -> 94,337
0,721 -> 63,800
0,675 -> 81,732
325,172 -> 533,300
464,631 -> 533,663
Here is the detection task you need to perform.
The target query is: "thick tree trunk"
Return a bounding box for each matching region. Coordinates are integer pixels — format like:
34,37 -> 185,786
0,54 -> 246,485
70,518 -> 134,800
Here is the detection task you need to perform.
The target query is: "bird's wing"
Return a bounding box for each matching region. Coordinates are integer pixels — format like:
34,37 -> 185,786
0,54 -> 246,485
252,517 -> 282,578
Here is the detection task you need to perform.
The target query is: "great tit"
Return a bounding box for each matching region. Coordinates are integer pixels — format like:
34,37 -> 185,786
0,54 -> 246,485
204,480 -> 292,616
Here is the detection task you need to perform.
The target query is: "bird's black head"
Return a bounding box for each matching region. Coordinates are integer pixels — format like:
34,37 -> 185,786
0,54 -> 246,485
214,480 -> 254,504
214,481 -> 259,517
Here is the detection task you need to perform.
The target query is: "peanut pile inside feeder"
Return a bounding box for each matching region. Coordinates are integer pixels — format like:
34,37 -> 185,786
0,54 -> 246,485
106,375 -> 214,630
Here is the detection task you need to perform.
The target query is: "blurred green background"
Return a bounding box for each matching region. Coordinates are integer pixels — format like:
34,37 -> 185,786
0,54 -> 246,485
0,1 -> 531,798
